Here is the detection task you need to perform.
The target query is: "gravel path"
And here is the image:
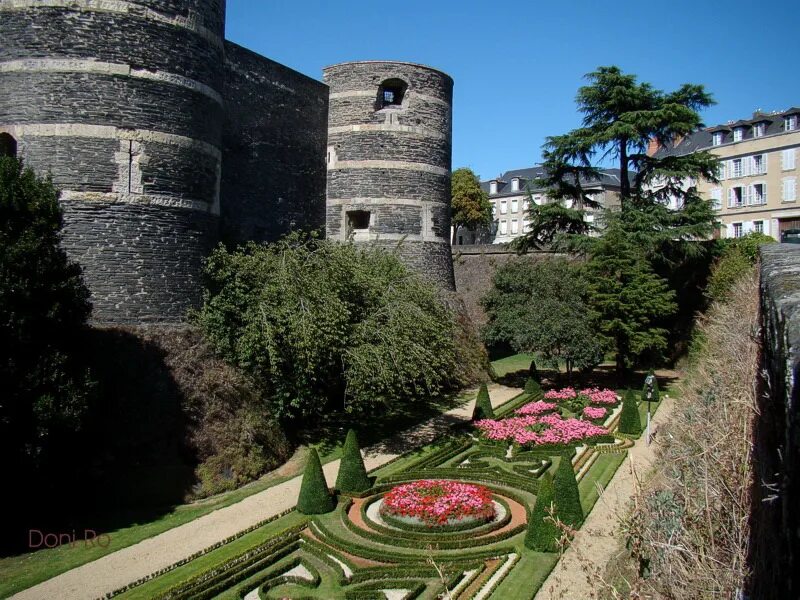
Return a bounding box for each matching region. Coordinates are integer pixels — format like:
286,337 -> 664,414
12,384 -> 521,600
534,394 -> 677,600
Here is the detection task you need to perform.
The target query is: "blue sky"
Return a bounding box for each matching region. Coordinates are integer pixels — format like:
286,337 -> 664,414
226,0 -> 799,181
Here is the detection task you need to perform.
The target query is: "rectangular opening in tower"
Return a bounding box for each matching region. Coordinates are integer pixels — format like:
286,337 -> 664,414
346,210 -> 371,233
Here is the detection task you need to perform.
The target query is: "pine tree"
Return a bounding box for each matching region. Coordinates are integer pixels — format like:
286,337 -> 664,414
553,455 -> 583,527
618,389 -> 643,435
472,383 -> 494,420
524,377 -> 542,396
524,473 -> 560,552
335,429 -> 371,493
297,448 -> 335,514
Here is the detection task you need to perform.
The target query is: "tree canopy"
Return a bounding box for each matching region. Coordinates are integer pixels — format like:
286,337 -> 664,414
451,167 -> 493,243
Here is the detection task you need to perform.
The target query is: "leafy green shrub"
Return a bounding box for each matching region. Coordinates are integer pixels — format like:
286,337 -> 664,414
524,473 -> 559,552
472,383 -> 494,420
336,429 -> 371,493
707,232 -> 774,303
524,377 -> 542,395
297,448 -> 334,515
553,456 -> 583,527
618,389 -> 642,435
196,234 -> 462,422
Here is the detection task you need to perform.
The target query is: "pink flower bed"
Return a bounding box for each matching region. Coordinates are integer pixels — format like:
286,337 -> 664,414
583,406 -> 608,420
580,387 -> 619,405
380,480 -> 495,526
543,387 -> 577,400
515,400 -> 558,415
475,413 -> 608,447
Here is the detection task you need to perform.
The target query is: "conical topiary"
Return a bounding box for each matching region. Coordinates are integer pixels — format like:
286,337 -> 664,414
641,371 -> 660,403
524,377 -> 542,396
472,383 -> 494,420
336,429 -> 371,493
524,473 -> 559,552
618,389 -> 642,435
297,448 -> 335,514
528,359 -> 540,383
553,455 -> 583,527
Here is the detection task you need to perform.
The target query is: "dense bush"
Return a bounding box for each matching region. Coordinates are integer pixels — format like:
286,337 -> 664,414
297,448 -> 334,515
618,389 -> 642,435
524,473 -> 559,552
196,235 -> 463,422
472,383 -> 494,420
706,232 -> 774,303
335,429 -> 371,493
554,456 -> 583,527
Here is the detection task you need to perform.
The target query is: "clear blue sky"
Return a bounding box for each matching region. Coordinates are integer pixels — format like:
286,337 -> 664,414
226,0 -> 799,181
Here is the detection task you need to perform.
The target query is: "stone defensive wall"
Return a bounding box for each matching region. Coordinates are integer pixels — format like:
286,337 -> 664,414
324,61 -> 456,290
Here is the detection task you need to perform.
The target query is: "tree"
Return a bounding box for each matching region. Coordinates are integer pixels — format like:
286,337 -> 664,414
450,167 -> 493,244
482,259 -> 604,377
516,65 -> 719,258
524,473 -> 560,552
0,157 -> 93,474
618,389 -> 642,435
335,429 -> 371,493
297,448 -> 335,514
472,383 -> 494,420
584,224 -> 676,375
553,455 -> 583,527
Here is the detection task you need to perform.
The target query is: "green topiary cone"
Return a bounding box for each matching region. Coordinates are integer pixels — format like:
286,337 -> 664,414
336,429 -> 371,493
553,455 -> 583,527
618,389 -> 642,435
524,377 -> 542,396
297,448 -> 335,514
472,383 -> 494,420
524,473 -> 560,552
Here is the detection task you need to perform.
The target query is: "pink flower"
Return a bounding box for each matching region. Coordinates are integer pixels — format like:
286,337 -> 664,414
515,400 -> 558,415
475,412 -> 609,447
544,387 -> 577,400
380,480 -> 495,525
583,406 -> 607,420
579,387 -> 619,405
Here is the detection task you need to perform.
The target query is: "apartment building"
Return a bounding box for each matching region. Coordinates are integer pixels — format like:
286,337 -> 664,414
453,166 -> 626,245
652,108 -> 800,242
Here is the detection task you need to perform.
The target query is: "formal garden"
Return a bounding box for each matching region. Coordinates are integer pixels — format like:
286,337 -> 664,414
107,376 -> 661,600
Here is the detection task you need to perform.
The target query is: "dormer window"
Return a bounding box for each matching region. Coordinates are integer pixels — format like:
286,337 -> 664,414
489,180 -> 498,195
511,177 -> 520,192
377,78 -> 407,110
786,115 -> 798,132
753,122 -> 766,137
712,131 -> 724,146
733,127 -> 744,142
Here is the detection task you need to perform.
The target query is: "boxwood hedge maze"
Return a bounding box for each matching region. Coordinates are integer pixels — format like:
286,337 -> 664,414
119,387 -> 646,600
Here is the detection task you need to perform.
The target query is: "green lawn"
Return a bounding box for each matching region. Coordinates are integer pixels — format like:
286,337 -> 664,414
491,353 -> 536,377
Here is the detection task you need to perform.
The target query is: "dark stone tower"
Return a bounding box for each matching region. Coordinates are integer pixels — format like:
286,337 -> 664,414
0,0 -> 226,323
323,61 -> 456,290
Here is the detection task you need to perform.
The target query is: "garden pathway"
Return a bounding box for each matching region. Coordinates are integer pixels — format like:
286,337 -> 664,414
11,384 -> 521,600
534,392 -> 678,600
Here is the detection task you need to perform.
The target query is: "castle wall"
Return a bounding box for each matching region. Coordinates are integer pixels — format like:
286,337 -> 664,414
0,0 -> 226,323
220,42 -> 328,244
324,61 -> 456,290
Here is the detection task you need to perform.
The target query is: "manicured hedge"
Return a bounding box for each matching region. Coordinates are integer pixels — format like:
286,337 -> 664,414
336,429 -> 372,494
524,473 -> 560,552
298,448 -> 335,515
618,389 -> 642,436
554,457 -> 583,528
473,383 -> 495,420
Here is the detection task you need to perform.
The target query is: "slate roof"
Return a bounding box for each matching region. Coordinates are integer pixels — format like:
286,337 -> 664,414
654,107 -> 800,158
480,166 -> 630,197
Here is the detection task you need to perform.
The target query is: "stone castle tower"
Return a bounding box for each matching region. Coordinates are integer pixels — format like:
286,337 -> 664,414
324,61 -> 456,290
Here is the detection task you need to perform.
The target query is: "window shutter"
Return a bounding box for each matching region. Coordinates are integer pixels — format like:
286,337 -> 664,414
763,153 -> 768,174
727,188 -> 734,208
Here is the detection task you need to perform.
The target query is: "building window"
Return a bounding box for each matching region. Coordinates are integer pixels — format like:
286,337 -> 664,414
752,154 -> 766,175
733,222 -> 743,238
500,200 -> 507,214
510,219 -> 519,234
710,187 -> 722,210
499,220 -> 508,235
0,133 -> 16,158
489,181 -> 498,195
783,177 -> 797,202
511,177 -> 519,192
732,158 -> 743,178
754,220 -> 764,234
753,123 -> 766,137
728,186 -> 745,208
712,131 -> 724,146
377,78 -> 407,110
491,201 -> 496,216
785,115 -> 798,131
783,149 -> 797,170
750,183 -> 766,205
523,198 -> 530,211
718,161 -> 727,180
733,127 -> 744,142
511,198 -> 518,213
346,210 -> 370,233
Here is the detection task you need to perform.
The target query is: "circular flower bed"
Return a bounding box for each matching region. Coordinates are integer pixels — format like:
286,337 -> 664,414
379,480 -> 496,528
